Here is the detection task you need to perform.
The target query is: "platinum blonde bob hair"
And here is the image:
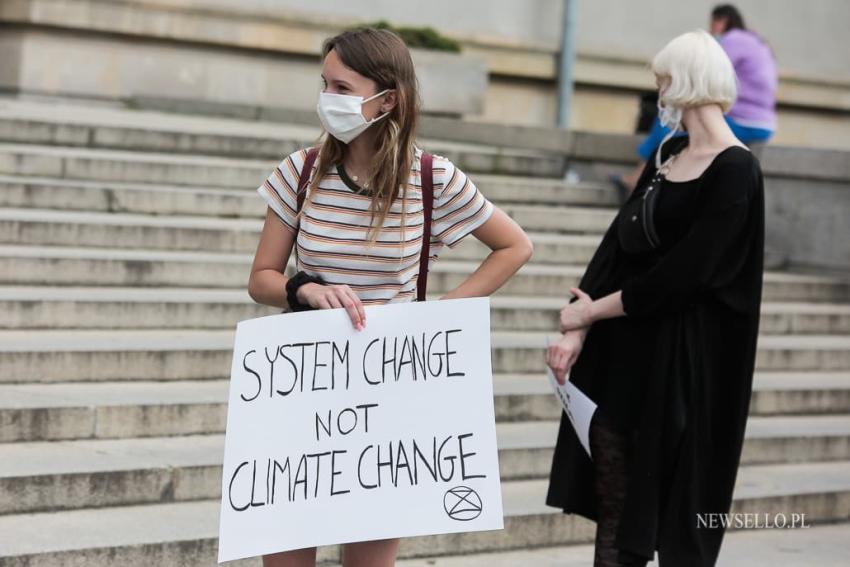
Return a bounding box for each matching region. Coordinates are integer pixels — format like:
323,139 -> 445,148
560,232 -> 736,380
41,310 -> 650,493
651,29 -> 737,113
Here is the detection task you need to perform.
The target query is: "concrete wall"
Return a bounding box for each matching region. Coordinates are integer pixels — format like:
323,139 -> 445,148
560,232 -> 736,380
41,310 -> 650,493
185,0 -> 850,82
0,0 -> 489,115
577,0 -> 850,80
1,0 -> 849,149
129,0 -> 850,148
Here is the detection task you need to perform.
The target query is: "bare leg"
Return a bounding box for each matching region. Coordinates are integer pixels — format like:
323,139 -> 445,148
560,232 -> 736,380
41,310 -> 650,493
260,536 -> 399,566
589,412 -> 649,567
262,547 -> 317,567
342,538 -> 400,567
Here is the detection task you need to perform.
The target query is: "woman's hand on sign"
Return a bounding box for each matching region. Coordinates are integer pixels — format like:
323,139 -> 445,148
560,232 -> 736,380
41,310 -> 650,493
546,330 -> 586,385
297,283 -> 367,331
559,287 -> 594,332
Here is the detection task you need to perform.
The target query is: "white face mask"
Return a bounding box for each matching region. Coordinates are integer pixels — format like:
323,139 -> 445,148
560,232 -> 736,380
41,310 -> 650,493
657,96 -> 683,130
316,88 -> 391,143
655,92 -> 684,169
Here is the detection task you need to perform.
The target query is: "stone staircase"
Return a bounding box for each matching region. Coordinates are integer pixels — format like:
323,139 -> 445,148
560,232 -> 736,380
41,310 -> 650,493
1,98 -> 849,566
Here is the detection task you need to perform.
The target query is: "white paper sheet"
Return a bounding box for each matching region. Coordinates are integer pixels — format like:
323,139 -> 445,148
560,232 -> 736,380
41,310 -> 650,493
546,366 -> 597,460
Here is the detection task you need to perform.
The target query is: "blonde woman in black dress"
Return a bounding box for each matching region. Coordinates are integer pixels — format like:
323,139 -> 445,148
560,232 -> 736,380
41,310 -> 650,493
545,30 -> 765,567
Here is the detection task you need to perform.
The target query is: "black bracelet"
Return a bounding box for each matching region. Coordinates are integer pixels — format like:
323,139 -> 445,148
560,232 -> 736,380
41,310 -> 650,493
285,271 -> 324,312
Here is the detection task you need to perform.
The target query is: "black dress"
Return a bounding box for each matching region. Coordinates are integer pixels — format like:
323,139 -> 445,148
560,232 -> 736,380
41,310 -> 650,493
545,135 -> 765,566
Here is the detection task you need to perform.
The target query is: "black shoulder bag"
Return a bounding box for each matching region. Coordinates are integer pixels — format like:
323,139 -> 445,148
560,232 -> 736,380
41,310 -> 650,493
617,152 -> 678,254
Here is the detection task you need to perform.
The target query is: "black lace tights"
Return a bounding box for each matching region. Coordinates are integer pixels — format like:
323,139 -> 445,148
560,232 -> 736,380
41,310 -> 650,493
589,411 -> 650,567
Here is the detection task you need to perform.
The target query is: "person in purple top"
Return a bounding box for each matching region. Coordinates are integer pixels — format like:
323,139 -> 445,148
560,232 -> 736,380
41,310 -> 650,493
710,4 -> 778,133
612,4 -> 778,200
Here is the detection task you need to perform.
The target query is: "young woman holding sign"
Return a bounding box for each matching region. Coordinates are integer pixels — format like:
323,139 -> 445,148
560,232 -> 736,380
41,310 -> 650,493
248,27 -> 533,567
545,30 -> 764,566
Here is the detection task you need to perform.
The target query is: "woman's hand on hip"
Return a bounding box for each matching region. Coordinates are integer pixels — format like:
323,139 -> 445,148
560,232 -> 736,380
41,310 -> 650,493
297,283 -> 366,331
546,330 -> 586,385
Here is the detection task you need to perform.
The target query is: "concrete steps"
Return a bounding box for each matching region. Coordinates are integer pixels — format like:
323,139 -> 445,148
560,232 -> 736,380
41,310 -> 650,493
2,372 -> 849,443
0,379 -> 227,442
2,245 -> 848,302
0,97 -> 324,160
0,206 -> 616,253
0,141 -> 565,188
494,372 -> 850,421
486,296 -> 850,334
394,521 -> 850,566
0,143 -> 277,189
1,287 -> 849,334
4,415 -> 850,515
2,98 -> 850,564
0,99 -> 569,177
493,331 -> 850,373
0,460 -> 848,566
2,328 -> 850,384
0,173 -> 619,212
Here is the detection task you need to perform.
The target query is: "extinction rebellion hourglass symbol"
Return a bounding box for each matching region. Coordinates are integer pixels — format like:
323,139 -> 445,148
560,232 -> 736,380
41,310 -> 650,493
443,486 -> 483,521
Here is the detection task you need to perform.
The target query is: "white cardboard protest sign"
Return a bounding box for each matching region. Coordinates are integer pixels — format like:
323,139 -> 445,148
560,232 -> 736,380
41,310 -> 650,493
217,297 -> 504,562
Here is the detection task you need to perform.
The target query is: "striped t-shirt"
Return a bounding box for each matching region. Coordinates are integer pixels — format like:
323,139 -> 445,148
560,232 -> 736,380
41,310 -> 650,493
256,145 -> 495,305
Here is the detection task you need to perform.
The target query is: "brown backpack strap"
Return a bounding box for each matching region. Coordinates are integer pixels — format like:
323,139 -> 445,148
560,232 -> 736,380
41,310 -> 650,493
292,147 -> 319,269
297,147 -> 320,216
417,152 -> 434,302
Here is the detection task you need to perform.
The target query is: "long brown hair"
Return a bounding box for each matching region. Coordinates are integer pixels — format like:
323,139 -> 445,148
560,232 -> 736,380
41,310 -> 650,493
301,27 -> 420,244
